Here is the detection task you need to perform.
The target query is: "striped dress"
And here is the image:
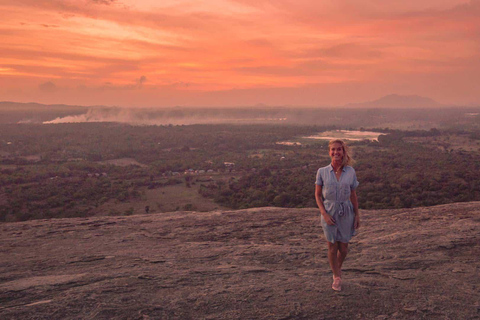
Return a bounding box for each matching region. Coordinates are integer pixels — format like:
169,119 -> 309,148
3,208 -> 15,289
315,164 -> 359,243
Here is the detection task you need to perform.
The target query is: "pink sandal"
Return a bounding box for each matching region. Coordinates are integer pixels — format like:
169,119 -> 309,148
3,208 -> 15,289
332,276 -> 342,291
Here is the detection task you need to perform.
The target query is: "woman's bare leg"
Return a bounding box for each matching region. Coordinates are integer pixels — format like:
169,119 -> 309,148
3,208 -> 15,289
327,242 -> 340,278
337,242 -> 349,277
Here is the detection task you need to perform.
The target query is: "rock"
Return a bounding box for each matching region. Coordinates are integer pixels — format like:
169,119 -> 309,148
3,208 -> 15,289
1,202 -> 480,319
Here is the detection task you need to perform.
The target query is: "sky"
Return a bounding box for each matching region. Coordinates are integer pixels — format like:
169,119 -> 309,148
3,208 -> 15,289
1,0 -> 479,107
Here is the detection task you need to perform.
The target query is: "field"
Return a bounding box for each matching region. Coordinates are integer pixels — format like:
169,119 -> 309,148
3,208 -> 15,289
99,158 -> 148,168
92,175 -> 231,216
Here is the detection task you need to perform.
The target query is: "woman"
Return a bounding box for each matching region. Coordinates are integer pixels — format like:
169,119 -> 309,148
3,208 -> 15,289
315,139 -> 360,291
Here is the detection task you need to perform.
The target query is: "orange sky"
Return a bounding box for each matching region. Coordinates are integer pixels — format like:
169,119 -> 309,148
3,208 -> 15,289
1,0 -> 479,107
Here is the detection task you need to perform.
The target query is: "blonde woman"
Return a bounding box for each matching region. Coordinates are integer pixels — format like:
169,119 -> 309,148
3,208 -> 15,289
315,139 -> 360,291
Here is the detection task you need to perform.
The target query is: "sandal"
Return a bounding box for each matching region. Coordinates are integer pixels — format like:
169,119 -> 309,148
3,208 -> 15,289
332,276 -> 342,291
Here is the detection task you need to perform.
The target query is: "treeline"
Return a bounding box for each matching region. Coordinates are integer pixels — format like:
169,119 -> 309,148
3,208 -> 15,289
0,123 -> 324,166
199,137 -> 480,210
0,162 -> 185,221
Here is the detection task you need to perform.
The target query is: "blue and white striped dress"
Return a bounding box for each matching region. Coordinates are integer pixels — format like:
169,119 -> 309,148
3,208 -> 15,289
315,164 -> 359,243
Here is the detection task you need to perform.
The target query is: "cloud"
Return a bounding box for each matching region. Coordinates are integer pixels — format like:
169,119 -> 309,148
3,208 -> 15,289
2,0 -> 480,106
38,81 -> 57,92
136,75 -> 146,87
97,76 -> 148,90
91,0 -> 118,5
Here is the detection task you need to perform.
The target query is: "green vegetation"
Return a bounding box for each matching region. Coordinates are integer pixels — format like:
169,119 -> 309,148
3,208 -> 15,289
200,135 -> 480,210
1,122 -> 479,222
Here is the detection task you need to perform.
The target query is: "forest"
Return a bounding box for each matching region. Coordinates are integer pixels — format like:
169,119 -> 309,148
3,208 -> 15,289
205,135 -> 480,210
1,113 -> 479,222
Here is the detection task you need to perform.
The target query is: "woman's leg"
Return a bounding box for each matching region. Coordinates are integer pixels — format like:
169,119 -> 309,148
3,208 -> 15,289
327,241 -> 340,278
337,242 -> 349,277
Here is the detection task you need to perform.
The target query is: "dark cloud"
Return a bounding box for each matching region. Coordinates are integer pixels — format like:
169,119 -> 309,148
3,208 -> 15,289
170,81 -> 190,88
98,76 -> 147,90
91,0 -> 118,5
38,81 -> 57,93
137,75 -> 146,87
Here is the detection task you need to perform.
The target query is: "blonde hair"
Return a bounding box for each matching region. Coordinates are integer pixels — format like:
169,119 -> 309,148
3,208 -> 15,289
328,139 -> 355,167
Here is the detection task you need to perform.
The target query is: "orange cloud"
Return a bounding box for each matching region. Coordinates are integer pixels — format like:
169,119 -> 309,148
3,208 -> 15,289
0,0 -> 479,106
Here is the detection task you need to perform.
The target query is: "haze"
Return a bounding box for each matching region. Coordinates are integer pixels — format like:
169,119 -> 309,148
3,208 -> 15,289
1,0 -> 479,107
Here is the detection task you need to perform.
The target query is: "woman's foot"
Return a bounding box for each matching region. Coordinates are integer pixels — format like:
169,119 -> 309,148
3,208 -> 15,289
332,276 -> 342,291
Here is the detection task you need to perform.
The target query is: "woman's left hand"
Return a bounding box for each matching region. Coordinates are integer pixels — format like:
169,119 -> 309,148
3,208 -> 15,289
350,190 -> 360,229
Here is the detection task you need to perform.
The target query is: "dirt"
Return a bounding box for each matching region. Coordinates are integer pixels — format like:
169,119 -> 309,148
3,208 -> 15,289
1,202 -> 480,319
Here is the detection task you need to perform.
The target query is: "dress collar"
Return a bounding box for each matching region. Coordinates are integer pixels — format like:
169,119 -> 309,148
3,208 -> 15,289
329,164 -> 346,172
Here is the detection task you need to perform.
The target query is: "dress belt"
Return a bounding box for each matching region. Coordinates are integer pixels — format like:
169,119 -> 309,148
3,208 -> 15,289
325,200 -> 350,217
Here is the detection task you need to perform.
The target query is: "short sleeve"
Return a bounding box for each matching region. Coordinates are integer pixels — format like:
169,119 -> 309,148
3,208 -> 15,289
350,170 -> 359,190
315,169 -> 323,186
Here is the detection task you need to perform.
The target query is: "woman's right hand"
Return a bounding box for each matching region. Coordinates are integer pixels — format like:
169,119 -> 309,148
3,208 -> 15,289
322,213 -> 336,225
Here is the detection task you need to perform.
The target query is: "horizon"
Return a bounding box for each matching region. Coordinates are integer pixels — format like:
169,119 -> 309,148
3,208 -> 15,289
1,0 -> 480,107
3,93 -> 480,110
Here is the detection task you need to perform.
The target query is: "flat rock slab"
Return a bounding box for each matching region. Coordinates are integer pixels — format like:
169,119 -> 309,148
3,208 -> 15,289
1,202 -> 480,319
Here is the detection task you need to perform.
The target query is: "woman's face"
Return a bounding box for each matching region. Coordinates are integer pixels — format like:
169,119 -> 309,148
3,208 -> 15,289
329,143 -> 344,162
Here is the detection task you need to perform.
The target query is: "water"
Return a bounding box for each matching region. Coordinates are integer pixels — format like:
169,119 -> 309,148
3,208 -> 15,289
304,130 -> 386,141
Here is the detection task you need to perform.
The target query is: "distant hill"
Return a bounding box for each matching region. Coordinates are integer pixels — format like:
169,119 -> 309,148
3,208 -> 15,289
0,101 -> 87,110
343,94 -> 444,109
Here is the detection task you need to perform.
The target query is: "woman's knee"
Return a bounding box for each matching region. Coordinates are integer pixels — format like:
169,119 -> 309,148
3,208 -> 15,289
338,243 -> 348,255
327,241 -> 339,252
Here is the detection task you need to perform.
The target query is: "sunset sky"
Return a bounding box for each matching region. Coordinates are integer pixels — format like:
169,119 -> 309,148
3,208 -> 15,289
1,0 -> 479,107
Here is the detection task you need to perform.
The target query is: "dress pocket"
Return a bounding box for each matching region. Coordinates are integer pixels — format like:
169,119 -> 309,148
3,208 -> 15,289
340,184 -> 351,199
324,183 -> 336,200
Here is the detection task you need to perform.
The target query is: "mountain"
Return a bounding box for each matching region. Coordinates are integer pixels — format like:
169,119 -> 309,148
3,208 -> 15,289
344,94 -> 444,109
1,202 -> 479,319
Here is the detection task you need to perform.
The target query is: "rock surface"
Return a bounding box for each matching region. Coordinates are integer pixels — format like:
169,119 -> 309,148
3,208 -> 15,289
1,202 -> 480,319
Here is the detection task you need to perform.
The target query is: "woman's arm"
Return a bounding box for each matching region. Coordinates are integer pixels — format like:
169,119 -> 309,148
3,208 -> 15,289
350,189 -> 360,229
315,185 -> 335,225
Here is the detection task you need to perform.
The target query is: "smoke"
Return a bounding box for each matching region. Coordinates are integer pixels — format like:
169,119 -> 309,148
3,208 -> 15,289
44,108 -> 154,125
43,107 -> 289,125
42,105 -> 477,127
